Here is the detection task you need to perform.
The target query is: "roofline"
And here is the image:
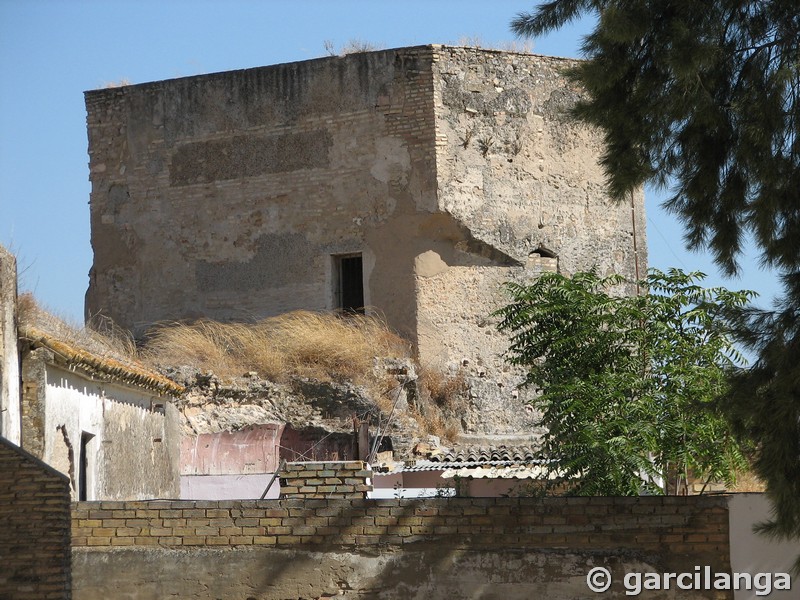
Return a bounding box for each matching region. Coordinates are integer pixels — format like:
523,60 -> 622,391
84,44 -> 580,95
20,326 -> 184,396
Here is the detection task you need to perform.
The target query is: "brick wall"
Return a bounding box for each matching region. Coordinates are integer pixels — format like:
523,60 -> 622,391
280,460 -> 372,498
0,437 -> 71,600
71,496 -> 728,564
71,495 -> 735,599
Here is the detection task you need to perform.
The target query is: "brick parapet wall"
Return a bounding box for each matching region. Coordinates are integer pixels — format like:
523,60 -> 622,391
280,460 -> 372,498
1,437 -> 72,600
71,496 -> 731,571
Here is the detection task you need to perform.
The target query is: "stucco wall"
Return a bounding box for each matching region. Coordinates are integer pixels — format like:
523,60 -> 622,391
180,423 -> 282,500
728,494 -> 799,599
0,244 -> 21,444
20,349 -> 180,500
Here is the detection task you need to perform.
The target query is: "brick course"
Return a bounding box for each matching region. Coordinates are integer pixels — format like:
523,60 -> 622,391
0,437 -> 71,600
280,460 -> 372,498
71,495 -> 731,574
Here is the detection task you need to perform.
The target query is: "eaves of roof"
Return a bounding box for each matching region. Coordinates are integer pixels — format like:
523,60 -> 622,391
21,326 -> 184,396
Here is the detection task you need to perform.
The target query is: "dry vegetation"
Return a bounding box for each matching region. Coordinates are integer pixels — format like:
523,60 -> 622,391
728,470 -> 767,493
414,367 -> 468,441
419,367 -> 468,410
18,293 -> 138,364
142,312 -> 468,441
453,36 -> 534,54
19,293 -> 463,441
323,39 -> 385,56
141,310 -> 410,385
101,78 -> 133,88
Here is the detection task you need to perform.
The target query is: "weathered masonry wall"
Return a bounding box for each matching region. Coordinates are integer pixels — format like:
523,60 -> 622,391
84,46 -> 645,347
0,437 -> 71,600
71,496 -> 731,599
85,47 -> 439,342
419,46 -> 647,377
84,45 -> 648,437
21,350 -> 180,500
0,244 -> 21,444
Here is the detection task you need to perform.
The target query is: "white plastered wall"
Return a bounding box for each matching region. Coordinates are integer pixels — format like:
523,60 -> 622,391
728,493 -> 799,599
42,363 -> 178,500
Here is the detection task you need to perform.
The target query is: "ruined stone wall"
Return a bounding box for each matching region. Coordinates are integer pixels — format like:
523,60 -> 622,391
0,244 -> 20,444
70,496 -> 732,599
0,437 -> 71,600
20,349 -> 180,500
85,47 -> 440,342
415,47 -> 647,384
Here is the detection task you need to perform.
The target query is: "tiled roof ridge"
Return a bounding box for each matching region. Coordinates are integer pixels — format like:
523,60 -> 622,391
428,443 -> 542,464
21,325 -> 184,395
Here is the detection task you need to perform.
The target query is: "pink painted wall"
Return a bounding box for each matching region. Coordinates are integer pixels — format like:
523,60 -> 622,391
180,473 -> 280,500
181,424 -> 282,476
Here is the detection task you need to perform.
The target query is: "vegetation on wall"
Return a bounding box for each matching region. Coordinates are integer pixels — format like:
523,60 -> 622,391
496,268 -> 753,495
20,295 -> 464,442
142,311 -> 409,385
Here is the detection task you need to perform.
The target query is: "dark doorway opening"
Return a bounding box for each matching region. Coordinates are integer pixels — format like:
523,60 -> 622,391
335,254 -> 364,314
79,432 -> 94,501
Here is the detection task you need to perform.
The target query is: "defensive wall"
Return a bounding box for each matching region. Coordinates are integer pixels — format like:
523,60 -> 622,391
84,45 -> 647,437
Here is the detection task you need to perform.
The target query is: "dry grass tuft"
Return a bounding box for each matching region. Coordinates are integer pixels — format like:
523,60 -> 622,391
141,310 -> 410,385
453,36 -> 534,54
411,367 -> 468,442
419,367 -> 468,410
102,78 -> 132,88
323,39 -> 384,56
18,293 -> 138,363
729,470 -> 767,493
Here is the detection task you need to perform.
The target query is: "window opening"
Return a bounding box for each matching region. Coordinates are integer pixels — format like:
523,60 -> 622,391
334,254 -> 364,314
527,246 -> 559,273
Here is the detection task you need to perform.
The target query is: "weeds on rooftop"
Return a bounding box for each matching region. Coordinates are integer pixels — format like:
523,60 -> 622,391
18,293 -> 138,363
141,310 -> 410,386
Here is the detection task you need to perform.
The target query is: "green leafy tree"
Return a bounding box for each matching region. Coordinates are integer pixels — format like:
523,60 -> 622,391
496,268 -> 752,495
512,0 -> 800,540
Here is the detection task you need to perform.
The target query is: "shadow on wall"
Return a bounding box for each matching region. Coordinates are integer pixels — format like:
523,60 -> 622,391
71,494 -> 736,600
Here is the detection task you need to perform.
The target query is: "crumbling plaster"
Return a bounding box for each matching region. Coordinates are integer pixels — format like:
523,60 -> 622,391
21,348 -> 180,500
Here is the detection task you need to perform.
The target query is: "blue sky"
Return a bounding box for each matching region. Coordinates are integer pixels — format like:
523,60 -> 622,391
0,0 -> 780,324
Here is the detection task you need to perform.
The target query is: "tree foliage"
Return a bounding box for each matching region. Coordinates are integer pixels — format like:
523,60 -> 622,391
496,269 -> 752,495
512,0 -> 800,541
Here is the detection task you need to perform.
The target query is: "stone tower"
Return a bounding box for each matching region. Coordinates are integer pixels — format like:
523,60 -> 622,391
85,45 -> 646,437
